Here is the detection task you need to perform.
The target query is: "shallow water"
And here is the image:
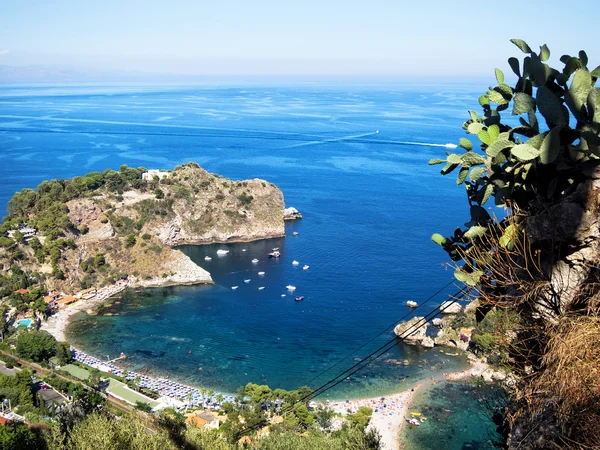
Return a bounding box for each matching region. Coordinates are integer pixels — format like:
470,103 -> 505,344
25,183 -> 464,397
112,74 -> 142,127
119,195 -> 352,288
401,381 -> 506,449
1,82 -> 491,398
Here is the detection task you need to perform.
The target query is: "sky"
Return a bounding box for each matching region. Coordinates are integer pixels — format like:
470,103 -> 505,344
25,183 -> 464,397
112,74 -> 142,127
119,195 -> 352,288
1,0 -> 599,80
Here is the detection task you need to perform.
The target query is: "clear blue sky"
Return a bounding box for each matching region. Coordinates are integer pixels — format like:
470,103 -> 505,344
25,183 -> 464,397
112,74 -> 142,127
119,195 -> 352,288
1,0 -> 599,78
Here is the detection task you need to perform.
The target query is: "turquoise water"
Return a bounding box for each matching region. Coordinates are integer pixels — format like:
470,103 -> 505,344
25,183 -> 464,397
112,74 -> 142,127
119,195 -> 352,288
401,381 -> 506,449
1,82 -> 490,400
18,319 -> 33,327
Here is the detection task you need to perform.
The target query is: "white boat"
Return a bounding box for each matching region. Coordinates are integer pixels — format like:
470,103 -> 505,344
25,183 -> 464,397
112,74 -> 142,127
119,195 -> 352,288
292,232 -> 299,236
303,265 -> 309,270
281,294 -> 286,297
286,285 -> 296,291
292,260 -> 300,266
204,256 -> 212,261
231,286 -> 239,290
244,279 -> 251,283
252,258 -> 259,263
242,249 -> 247,252
258,287 -> 265,290
217,249 -> 229,255
406,300 -> 418,308
406,418 -> 420,426
258,272 -> 265,276
269,250 -> 281,258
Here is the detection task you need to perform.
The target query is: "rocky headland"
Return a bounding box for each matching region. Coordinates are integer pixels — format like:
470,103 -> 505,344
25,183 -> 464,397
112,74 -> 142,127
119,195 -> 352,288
1,163 -> 294,294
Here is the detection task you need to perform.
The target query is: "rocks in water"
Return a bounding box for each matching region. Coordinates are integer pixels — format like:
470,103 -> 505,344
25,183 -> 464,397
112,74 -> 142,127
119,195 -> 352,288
393,316 -> 429,345
421,336 -> 435,348
283,207 -> 302,220
385,359 -> 402,366
432,318 -> 444,328
440,301 -> 463,315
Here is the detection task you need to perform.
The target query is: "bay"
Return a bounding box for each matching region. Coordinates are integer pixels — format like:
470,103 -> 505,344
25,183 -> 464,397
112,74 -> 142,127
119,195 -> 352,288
1,82 -> 489,399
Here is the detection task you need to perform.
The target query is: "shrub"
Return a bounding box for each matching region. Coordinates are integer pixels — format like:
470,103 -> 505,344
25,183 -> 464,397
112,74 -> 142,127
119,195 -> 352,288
125,234 -> 137,248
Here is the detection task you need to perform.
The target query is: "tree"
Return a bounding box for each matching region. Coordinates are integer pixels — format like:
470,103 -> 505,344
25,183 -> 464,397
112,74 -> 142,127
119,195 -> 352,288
88,368 -> 101,390
154,188 -> 165,199
55,341 -> 72,366
347,406 -> 373,429
0,423 -> 45,450
15,330 -> 57,362
12,230 -> 24,243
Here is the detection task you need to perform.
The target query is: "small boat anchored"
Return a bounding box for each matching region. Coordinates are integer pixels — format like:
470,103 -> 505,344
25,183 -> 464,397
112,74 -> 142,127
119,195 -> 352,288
269,248 -> 281,258
303,265 -> 309,270
231,286 -> 239,290
217,249 -> 229,255
258,271 -> 265,276
406,418 -> 420,426
244,279 -> 251,283
252,258 -> 259,263
258,287 -> 265,290
204,256 -> 212,261
295,296 -> 304,302
292,260 -> 299,266
286,285 -> 296,291
406,300 -> 418,308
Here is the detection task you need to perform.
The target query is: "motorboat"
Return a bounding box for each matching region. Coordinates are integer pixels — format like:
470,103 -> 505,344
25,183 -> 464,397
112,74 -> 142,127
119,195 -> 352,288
258,271 -> 265,276
286,285 -> 296,291
217,249 -> 229,255
258,287 -> 265,290
204,256 -> 212,261
244,279 -> 251,283
406,418 -> 420,426
406,300 -> 418,308
252,258 -> 259,263
242,249 -> 247,252
269,250 -> 281,258
292,232 -> 299,236
281,294 -> 286,297
295,296 -> 304,302
303,265 -> 309,270
292,260 -> 300,266
231,286 -> 239,290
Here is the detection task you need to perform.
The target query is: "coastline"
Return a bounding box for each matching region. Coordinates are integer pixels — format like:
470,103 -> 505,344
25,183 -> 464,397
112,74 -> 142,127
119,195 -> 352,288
42,296 -> 490,450
40,292 -> 115,342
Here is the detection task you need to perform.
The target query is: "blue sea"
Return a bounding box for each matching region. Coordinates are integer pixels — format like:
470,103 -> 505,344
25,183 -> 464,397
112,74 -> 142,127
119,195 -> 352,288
0,81 -> 502,447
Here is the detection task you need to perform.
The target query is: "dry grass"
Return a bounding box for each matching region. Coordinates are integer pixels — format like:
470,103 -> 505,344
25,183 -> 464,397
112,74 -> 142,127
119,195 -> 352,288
513,313 -> 600,448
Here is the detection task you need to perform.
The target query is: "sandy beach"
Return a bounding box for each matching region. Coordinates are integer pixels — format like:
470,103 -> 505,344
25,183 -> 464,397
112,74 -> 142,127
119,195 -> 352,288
40,293 -> 114,342
328,386 -> 421,450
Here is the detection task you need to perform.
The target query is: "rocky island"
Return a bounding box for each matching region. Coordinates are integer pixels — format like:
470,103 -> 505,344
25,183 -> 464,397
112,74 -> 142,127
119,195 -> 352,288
0,163 -> 289,293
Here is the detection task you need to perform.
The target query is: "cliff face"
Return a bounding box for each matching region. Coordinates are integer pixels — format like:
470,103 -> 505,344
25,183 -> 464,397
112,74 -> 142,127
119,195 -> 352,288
39,163 -> 285,293
505,163 -> 600,449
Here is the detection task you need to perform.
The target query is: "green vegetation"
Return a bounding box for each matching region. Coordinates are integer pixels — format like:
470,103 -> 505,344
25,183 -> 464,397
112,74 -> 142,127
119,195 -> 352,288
3,165 -> 146,239
237,192 -> 254,205
15,330 -> 71,363
430,40 -> 600,447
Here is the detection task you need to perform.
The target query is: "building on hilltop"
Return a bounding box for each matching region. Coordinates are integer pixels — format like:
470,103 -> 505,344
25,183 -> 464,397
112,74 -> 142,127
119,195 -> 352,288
142,169 -> 170,181
7,224 -> 37,239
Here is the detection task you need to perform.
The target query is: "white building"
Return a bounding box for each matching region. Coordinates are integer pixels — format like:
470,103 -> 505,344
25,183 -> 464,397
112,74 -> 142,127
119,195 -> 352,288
142,169 -> 170,181
7,225 -> 37,239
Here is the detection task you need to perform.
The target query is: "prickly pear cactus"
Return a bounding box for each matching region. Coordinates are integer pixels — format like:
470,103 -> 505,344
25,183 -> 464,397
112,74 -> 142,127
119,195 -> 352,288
430,39 -> 600,287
